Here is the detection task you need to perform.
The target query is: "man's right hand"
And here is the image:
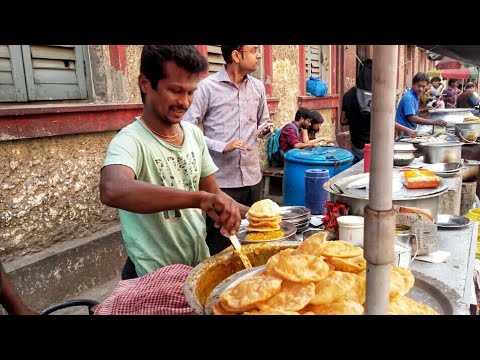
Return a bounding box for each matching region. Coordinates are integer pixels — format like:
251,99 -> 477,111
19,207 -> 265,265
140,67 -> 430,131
223,140 -> 251,153
407,129 -> 417,138
432,119 -> 447,127
199,192 -> 241,236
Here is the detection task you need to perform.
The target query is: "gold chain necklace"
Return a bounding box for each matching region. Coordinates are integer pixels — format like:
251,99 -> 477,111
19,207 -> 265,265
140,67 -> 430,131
140,117 -> 180,141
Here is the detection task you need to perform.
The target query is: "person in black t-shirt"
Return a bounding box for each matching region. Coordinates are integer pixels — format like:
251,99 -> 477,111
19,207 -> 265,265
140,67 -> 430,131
340,59 -> 373,164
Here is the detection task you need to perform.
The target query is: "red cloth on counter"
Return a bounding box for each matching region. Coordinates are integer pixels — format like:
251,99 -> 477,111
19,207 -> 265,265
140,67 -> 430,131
94,264 -> 193,315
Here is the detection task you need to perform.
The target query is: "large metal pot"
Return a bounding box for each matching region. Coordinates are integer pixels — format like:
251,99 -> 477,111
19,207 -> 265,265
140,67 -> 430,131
184,241 -> 301,314
427,108 -> 475,125
462,159 -> 480,182
323,172 -> 447,220
328,192 -> 444,221
455,122 -> 480,142
419,142 -> 463,164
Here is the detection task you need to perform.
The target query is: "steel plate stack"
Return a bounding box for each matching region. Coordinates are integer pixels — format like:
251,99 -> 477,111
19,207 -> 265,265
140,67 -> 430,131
279,206 -> 311,233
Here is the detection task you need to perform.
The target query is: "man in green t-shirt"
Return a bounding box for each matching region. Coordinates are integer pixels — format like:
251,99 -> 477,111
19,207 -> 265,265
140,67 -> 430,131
100,46 -> 247,278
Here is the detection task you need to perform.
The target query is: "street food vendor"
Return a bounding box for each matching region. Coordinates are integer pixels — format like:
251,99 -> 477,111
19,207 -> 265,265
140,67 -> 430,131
99,46 -> 246,280
395,72 -> 447,135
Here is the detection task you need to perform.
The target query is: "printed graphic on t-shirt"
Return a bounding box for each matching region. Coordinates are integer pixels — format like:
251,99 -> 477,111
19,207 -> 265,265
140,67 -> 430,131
153,151 -> 200,221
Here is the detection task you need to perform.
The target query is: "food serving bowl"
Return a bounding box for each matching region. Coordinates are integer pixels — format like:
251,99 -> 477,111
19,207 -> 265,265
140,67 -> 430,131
184,241 -> 302,314
424,162 -> 463,178
393,142 -> 416,166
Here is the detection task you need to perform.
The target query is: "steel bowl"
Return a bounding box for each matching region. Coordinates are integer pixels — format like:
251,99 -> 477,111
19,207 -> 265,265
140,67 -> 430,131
419,142 -> 463,164
424,162 -> 463,178
183,241 -> 302,314
393,152 -> 415,166
462,159 -> 480,182
393,142 -> 416,166
436,214 -> 470,229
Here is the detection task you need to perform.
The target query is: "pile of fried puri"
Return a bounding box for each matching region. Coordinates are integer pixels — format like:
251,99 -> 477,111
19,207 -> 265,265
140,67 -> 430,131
245,199 -> 284,241
213,232 -> 438,315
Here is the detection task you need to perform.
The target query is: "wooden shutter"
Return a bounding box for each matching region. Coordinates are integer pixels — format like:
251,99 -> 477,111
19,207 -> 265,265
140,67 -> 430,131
0,45 -> 27,102
21,45 -> 87,101
207,45 -> 225,75
305,45 -> 321,79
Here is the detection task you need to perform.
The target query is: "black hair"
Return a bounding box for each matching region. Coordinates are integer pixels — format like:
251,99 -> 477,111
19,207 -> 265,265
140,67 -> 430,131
294,107 -> 311,121
309,110 -> 324,124
448,79 -> 459,86
221,45 -> 244,64
465,82 -> 476,90
412,72 -> 429,84
430,76 -> 442,83
139,45 -> 208,103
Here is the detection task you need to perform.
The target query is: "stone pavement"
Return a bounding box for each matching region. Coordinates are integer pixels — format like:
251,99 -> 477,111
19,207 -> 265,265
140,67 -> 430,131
48,277 -> 120,315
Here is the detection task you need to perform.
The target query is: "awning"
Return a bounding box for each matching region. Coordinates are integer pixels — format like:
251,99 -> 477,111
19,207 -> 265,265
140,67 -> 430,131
427,66 -> 480,79
436,57 -> 462,70
419,45 -> 480,67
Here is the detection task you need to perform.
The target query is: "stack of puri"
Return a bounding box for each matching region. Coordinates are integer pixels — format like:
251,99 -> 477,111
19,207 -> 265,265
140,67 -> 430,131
246,199 -> 282,233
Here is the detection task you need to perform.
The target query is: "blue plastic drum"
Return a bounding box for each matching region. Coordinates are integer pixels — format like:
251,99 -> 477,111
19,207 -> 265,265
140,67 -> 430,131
283,147 -> 354,206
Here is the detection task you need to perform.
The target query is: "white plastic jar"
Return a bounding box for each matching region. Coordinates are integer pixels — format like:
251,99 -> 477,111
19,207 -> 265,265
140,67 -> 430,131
337,216 -> 364,245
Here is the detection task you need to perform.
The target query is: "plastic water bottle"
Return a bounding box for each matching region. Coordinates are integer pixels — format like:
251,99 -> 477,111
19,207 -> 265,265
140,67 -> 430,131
305,169 -> 330,215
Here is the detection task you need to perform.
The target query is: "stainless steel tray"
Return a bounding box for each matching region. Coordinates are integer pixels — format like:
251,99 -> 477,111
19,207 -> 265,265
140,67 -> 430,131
436,214 -> 470,229
204,265 -> 464,315
236,221 -> 297,244
327,173 -> 448,201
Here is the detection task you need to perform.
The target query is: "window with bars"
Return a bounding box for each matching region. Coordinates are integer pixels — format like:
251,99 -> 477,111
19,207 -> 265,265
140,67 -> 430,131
305,45 -> 330,94
0,45 -> 88,103
207,45 -> 225,76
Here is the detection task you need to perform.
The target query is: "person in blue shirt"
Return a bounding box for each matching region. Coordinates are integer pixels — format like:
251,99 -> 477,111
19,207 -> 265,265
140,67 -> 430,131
395,72 -> 447,134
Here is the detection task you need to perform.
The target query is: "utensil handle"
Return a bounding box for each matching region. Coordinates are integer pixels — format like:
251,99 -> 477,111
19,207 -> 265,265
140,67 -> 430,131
229,234 -> 242,252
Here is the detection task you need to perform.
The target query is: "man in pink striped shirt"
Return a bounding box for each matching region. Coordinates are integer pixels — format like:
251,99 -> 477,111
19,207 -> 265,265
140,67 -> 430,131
183,45 -> 272,254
